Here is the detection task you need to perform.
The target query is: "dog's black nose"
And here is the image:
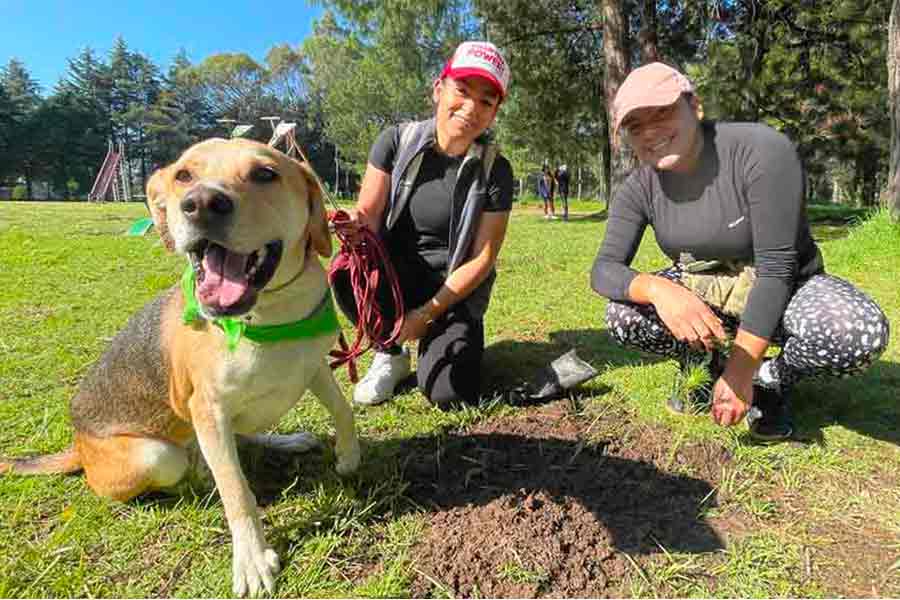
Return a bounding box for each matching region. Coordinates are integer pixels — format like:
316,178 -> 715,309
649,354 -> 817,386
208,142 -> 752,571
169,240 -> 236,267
181,186 -> 234,222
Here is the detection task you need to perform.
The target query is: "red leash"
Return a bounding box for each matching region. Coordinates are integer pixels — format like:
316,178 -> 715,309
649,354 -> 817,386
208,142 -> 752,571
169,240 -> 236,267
273,137 -> 406,383
327,210 -> 405,382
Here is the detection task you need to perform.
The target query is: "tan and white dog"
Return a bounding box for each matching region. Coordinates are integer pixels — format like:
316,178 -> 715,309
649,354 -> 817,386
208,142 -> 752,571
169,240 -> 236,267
0,138 -> 360,597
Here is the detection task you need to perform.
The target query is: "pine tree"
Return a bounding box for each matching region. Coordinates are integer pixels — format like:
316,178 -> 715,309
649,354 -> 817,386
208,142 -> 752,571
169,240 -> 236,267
146,50 -> 216,169
57,47 -> 114,193
1,58 -> 40,108
471,0 -> 606,192
1,58 -> 43,197
0,86 -> 21,186
32,90 -> 99,195
696,0 -> 889,206
109,39 -> 163,191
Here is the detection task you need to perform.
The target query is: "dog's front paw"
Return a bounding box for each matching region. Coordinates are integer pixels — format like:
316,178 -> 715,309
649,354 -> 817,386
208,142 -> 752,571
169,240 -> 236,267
231,520 -> 281,597
335,437 -> 361,476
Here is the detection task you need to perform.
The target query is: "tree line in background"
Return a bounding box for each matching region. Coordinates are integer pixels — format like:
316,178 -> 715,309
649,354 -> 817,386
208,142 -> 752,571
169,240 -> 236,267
1,0 -> 898,215
0,37 -> 335,201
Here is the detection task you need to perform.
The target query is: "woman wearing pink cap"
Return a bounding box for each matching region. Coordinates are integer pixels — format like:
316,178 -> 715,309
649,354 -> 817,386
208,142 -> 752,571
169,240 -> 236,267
591,62 -> 889,441
334,41 -> 514,409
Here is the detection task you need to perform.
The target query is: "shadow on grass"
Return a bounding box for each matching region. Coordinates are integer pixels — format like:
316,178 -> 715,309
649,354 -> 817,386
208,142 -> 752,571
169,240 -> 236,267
233,429 -> 724,564
806,205 -> 872,242
810,222 -> 853,243
791,358 -> 900,447
520,210 -> 609,223
565,209 -> 608,222
126,383 -> 726,594
499,327 -> 900,450
482,327 -> 666,394
806,204 -> 872,223
392,431 -> 725,556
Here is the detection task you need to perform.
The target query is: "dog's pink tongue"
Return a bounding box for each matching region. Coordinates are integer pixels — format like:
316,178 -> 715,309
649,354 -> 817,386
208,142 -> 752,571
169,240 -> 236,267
197,244 -> 251,308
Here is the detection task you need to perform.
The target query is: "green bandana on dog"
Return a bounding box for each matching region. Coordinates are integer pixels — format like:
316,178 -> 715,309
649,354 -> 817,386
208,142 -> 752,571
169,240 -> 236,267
181,265 -> 339,352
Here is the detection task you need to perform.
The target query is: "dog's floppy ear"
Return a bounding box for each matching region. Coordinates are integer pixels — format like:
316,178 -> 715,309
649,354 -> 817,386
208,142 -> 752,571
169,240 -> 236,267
146,167 -> 175,252
295,159 -> 332,259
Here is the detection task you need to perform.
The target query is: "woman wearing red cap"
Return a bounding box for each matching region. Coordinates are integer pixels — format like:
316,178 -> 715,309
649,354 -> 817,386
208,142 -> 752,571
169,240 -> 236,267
335,41 -> 514,409
592,62 -> 889,441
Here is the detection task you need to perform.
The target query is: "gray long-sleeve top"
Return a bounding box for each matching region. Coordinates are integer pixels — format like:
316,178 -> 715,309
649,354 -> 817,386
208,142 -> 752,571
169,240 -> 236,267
591,121 -> 824,340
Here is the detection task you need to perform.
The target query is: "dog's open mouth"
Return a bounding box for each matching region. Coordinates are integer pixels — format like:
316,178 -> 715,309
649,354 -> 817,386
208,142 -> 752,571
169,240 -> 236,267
188,240 -> 283,316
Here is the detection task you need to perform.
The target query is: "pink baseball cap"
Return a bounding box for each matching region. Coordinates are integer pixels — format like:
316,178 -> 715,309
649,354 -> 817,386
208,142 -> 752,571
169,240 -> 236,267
440,41 -> 511,99
612,62 -> 694,135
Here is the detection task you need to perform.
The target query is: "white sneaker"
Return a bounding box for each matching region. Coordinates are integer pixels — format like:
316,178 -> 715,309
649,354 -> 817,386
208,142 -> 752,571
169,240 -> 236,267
353,348 -> 411,406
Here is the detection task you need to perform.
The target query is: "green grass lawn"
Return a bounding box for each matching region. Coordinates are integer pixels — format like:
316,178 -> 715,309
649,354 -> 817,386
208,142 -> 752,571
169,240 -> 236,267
0,200 -> 898,597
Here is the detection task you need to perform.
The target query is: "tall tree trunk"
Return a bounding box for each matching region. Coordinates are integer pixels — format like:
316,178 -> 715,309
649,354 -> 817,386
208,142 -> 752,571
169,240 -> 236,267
639,0 -> 659,64
138,127 -> 147,194
597,103 -> 611,203
601,0 -> 634,200
888,0 -> 900,219
860,152 -> 878,207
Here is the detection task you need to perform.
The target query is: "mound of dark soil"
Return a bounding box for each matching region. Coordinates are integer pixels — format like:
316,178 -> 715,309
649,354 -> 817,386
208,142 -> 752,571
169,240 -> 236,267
399,402 -> 731,597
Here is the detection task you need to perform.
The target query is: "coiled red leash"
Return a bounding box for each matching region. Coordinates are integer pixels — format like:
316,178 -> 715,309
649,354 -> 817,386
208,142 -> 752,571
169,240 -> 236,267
269,133 -> 405,383
327,210 -> 405,382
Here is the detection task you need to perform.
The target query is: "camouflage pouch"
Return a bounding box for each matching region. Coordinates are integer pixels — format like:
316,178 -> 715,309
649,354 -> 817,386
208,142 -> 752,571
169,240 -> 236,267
679,256 -> 756,317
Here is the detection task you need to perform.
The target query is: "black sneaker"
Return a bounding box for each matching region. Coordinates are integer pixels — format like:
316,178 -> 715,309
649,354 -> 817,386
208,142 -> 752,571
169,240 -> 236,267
747,385 -> 794,442
667,349 -> 725,415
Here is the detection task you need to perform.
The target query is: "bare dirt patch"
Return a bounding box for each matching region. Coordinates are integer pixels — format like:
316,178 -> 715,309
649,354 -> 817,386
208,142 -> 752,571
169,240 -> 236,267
399,402 -> 732,597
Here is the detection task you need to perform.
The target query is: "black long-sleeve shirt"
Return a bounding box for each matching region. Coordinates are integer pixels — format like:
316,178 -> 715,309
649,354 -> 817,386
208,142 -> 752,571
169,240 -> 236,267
591,121 -> 823,340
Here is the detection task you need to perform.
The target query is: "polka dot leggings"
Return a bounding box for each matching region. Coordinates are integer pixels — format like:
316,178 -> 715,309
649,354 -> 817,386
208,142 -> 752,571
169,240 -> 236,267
606,267 -> 890,390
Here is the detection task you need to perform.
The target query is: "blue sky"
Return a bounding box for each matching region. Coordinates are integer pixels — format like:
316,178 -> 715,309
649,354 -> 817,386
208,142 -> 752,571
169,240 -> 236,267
1,0 -> 324,95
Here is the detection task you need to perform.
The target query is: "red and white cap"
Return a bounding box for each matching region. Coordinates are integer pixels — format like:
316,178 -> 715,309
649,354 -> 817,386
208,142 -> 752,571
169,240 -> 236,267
612,62 -> 694,135
440,41 -> 510,99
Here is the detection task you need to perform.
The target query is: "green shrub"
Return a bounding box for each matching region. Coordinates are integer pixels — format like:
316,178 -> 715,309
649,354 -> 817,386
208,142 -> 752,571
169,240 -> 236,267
66,179 -> 79,198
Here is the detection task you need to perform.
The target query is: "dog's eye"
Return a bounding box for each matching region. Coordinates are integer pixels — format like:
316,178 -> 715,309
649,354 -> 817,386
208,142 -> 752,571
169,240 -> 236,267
250,167 -> 279,183
175,169 -> 193,184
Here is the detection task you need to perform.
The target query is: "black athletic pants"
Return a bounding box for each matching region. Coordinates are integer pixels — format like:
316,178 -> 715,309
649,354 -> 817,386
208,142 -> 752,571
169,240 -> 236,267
332,251 -> 484,409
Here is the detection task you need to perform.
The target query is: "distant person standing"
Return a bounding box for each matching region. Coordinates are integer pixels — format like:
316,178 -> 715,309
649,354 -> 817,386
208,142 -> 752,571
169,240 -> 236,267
538,166 -> 556,219
555,164 -> 570,220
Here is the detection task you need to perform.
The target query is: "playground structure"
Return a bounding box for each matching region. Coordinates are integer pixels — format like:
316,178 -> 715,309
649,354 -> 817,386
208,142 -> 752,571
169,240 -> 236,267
88,139 -> 132,202
261,116 -> 338,207
218,116 -> 305,160
263,116 -> 302,157
262,115 -> 347,198
122,117 -> 319,237
216,118 -> 255,140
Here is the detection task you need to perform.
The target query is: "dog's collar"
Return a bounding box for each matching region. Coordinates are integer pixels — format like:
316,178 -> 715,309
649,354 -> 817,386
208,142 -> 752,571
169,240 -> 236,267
181,265 -> 339,352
